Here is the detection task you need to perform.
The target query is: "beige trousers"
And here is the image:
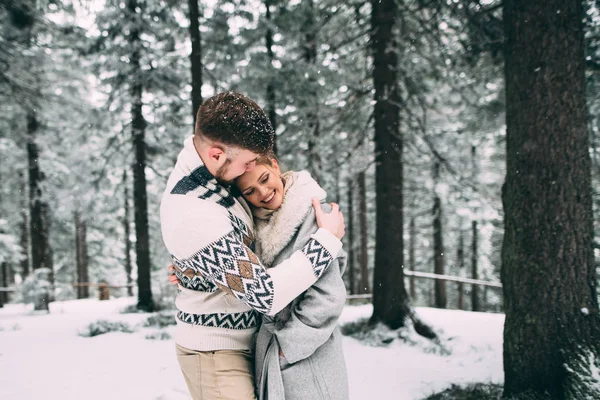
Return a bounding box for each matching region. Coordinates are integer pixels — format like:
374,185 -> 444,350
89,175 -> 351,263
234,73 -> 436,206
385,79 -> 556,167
176,344 -> 257,400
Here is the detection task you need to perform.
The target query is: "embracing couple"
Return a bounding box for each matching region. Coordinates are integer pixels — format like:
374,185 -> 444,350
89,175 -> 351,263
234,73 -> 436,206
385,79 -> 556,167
160,91 -> 349,400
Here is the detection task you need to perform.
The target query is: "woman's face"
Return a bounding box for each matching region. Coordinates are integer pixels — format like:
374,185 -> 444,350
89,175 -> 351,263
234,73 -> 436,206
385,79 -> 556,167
235,162 -> 284,210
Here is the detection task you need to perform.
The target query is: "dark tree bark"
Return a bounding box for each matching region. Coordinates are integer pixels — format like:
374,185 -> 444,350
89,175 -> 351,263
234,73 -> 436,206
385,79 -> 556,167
123,171 -> 134,297
187,0 -> 203,126
369,0 -> 411,328
302,0 -> 322,184
471,220 -> 479,311
502,0 -> 600,398
0,167 -> 9,307
457,230 -> 465,310
470,144 -> 480,312
27,111 -> 52,274
12,2 -> 53,277
128,0 -> 154,312
8,2 -> 52,276
265,0 -> 277,153
483,285 -> 488,310
0,263 -> 9,307
433,162 -> 446,309
74,210 -> 89,299
357,171 -> 370,294
409,217 -> 416,301
19,171 -> 30,278
346,177 -> 355,294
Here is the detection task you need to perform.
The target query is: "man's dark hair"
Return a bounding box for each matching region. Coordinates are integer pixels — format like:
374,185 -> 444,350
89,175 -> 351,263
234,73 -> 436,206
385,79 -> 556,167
195,91 -> 274,154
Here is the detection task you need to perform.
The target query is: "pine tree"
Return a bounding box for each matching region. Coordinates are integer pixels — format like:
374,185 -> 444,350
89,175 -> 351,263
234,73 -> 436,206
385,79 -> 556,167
187,0 -> 203,124
502,0 -> 600,397
369,0 -> 411,328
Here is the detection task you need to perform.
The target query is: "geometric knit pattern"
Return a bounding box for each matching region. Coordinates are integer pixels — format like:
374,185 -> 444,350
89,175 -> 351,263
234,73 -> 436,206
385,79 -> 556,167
176,310 -> 259,330
302,238 -> 333,278
173,230 -> 275,314
170,165 -> 235,208
228,212 -> 256,251
171,264 -> 218,292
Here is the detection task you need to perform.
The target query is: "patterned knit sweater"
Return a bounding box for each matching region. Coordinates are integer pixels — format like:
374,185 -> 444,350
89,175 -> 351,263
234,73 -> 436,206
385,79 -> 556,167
160,136 -> 343,351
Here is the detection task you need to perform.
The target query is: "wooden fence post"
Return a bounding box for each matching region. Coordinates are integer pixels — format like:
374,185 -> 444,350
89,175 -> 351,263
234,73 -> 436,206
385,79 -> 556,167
98,283 -> 110,301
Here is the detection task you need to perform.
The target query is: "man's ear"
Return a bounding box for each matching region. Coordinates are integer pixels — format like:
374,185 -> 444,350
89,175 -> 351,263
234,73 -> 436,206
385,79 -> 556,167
208,146 -> 225,162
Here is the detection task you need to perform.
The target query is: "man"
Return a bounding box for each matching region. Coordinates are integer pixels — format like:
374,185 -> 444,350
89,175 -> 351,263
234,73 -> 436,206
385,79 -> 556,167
160,92 -> 345,400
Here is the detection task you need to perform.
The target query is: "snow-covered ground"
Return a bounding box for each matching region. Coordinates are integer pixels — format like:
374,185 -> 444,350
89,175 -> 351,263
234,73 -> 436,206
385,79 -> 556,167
0,298 -> 503,400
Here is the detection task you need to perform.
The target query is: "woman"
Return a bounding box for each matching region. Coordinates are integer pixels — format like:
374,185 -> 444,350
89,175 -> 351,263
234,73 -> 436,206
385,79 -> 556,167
234,154 -> 349,400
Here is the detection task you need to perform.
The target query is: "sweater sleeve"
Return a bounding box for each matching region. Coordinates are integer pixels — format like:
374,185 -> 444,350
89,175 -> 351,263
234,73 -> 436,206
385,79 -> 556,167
162,196 -> 343,316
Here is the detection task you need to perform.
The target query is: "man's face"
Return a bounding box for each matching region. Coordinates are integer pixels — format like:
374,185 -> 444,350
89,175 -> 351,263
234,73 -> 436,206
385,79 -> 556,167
214,149 -> 259,184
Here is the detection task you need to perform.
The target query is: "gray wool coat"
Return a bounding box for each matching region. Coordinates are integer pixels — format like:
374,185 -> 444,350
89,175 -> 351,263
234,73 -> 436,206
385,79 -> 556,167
253,171 -> 349,400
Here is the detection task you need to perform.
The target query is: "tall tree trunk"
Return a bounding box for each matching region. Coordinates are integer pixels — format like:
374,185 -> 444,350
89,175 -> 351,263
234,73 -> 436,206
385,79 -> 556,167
265,0 -> 277,153
332,142 -> 341,205
128,0 -> 154,312
457,229 -> 465,310
433,160 -> 446,309
0,263 -> 7,307
347,177 -> 355,294
27,112 -> 51,274
74,210 -> 89,299
502,0 -> 600,398
187,0 -> 203,126
358,171 -> 370,294
0,163 -> 7,307
471,220 -> 479,311
41,203 -> 53,284
483,286 -> 488,311
302,0 -> 321,184
19,171 -> 30,278
409,217 -> 416,301
369,0 -> 411,328
10,1 -> 52,276
470,144 -> 480,312
123,171 -> 134,297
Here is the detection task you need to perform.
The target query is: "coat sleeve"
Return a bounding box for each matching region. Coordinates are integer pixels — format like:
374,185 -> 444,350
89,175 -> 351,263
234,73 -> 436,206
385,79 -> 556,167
274,205 -> 348,364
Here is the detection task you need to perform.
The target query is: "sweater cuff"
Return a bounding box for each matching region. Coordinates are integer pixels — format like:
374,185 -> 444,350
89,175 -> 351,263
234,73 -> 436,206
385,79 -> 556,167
310,228 -> 343,258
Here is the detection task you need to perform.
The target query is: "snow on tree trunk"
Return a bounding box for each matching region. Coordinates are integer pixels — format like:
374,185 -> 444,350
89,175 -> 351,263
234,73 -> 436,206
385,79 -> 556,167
502,0 -> 600,397
22,268 -> 53,312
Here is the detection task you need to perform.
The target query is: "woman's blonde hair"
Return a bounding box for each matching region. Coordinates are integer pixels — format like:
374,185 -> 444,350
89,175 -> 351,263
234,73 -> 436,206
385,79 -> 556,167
256,151 -> 278,167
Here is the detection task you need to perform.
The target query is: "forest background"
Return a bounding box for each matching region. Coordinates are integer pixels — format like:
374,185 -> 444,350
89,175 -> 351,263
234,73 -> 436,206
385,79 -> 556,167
2,0 -> 600,398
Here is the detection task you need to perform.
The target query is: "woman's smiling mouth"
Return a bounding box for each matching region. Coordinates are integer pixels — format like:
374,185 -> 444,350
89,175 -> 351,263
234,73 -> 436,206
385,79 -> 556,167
263,190 -> 276,204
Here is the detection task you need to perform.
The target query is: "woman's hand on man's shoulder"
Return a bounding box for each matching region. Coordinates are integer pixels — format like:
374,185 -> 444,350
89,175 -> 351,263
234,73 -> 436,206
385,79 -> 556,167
312,198 -> 345,240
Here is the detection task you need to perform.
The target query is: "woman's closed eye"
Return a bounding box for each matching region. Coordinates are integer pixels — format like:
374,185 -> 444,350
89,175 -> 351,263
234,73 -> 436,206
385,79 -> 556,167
241,172 -> 270,197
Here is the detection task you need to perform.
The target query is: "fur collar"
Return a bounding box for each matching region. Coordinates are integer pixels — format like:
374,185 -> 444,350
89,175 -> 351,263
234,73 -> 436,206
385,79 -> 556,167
255,170 -> 326,267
